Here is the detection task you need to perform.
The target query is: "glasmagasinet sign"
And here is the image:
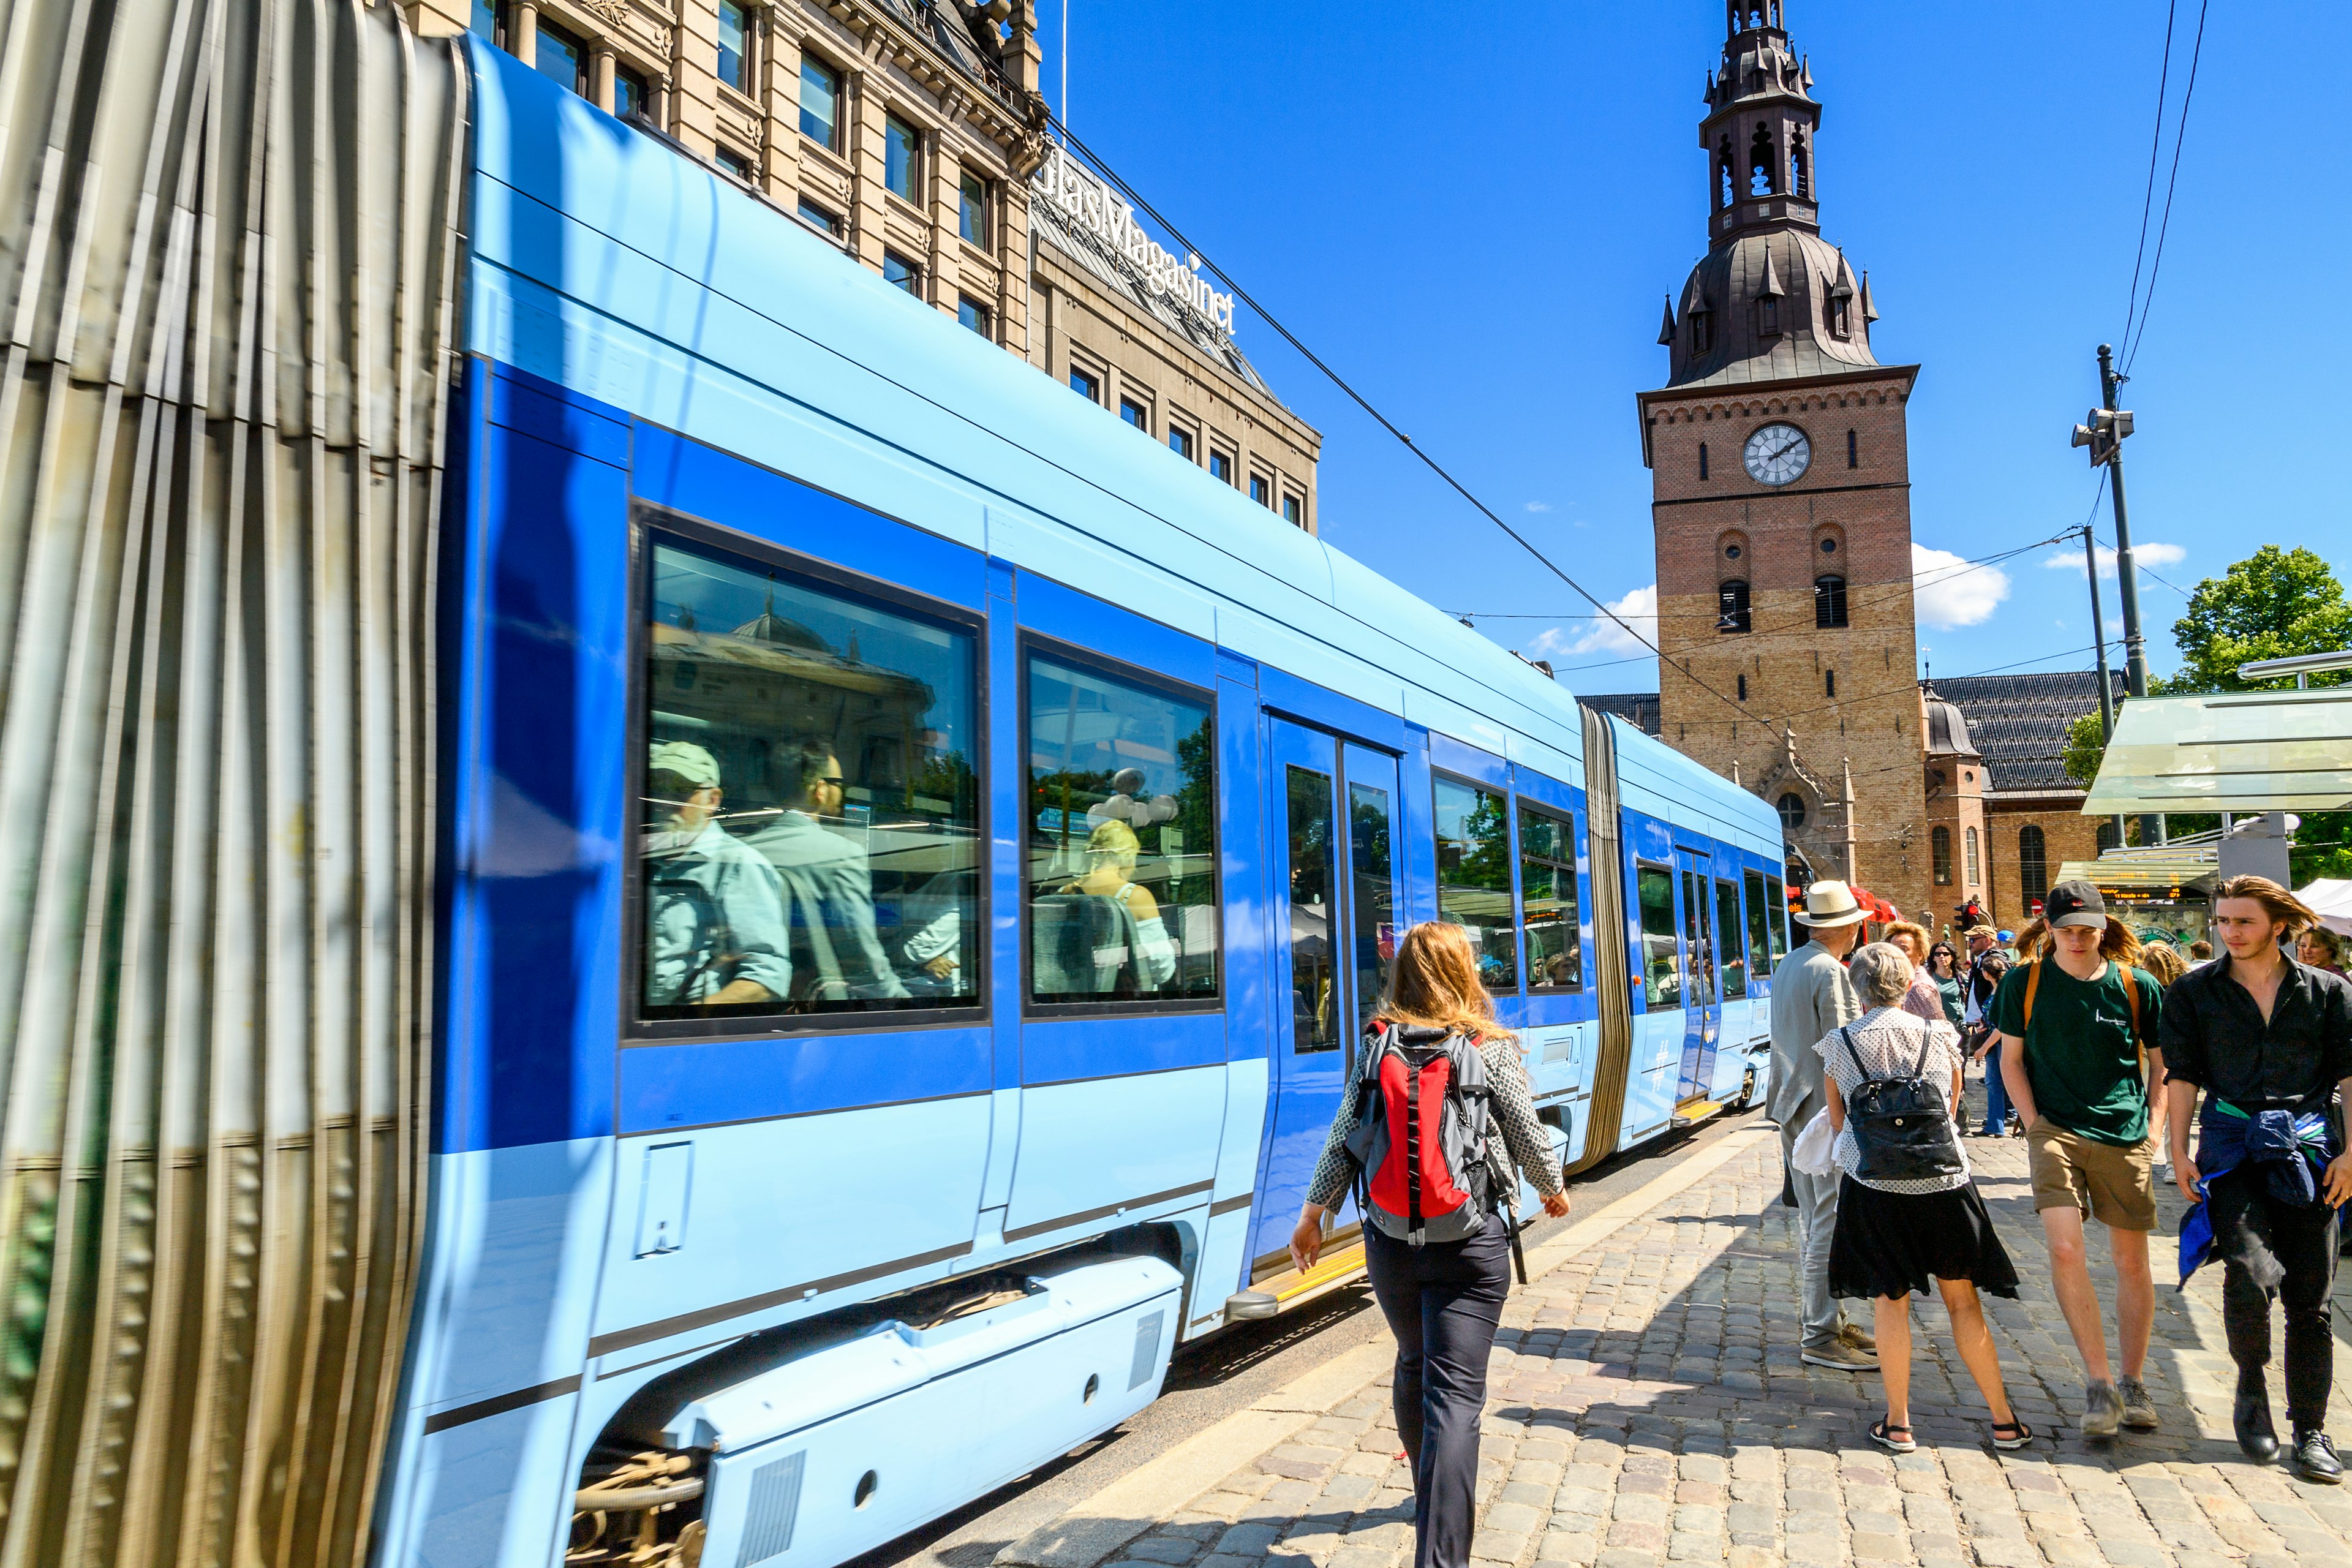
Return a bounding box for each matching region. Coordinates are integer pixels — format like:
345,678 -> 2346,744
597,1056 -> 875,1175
1031,142 -> 1238,339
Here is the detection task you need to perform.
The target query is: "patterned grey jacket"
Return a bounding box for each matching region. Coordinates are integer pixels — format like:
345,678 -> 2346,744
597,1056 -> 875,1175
1303,1028 -> 1564,1211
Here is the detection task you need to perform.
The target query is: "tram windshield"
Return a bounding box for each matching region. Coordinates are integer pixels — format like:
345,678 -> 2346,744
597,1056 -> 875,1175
637,532 -> 982,1021
1025,653 -> 1219,1004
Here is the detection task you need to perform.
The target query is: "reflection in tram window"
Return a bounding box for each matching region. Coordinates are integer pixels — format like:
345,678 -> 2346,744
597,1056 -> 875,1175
1287,767 -> 1339,1052
1681,869 -> 1717,1006
1518,804 -> 1582,992
1765,872 -> 1790,962
1026,654 -> 1218,1003
1433,776 -> 1517,992
639,534 -> 981,1020
1637,862 -> 1681,1008
1349,782 -> 1394,1030
1744,868 -> 1773,985
1716,877 -> 1747,999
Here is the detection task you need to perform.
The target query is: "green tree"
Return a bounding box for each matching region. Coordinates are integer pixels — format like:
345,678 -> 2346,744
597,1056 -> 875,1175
2062,710 -> 2106,789
2164,545 -> 2352,695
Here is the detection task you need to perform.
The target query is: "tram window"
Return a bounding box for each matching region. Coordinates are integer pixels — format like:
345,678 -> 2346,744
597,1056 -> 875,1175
1433,776 -> 1517,993
1518,804 -> 1582,992
1744,868 -> 1771,984
1636,862 -> 1681,1009
1025,653 -> 1219,1006
1765,872 -> 1790,962
1286,767 -> 1339,1054
1349,782 -> 1395,1031
1681,869 -> 1716,1007
638,534 -> 981,1022
1716,876 -> 1746,999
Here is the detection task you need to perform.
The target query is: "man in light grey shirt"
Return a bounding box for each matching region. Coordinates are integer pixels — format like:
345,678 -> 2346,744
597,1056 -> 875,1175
1769,879 -> 1870,1370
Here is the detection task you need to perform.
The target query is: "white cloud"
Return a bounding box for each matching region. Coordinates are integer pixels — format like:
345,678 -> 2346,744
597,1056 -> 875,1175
2041,541 -> 2186,579
1523,501 -> 1553,513
1527,584 -> 1658,662
1913,543 -> 2010,630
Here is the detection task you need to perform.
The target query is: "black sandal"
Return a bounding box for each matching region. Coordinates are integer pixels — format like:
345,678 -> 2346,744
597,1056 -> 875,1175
1991,1420 -> 2035,1451
1870,1418 -> 1917,1453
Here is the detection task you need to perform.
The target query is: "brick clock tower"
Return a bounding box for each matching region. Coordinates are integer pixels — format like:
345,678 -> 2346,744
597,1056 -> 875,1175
1640,1 -> 1931,924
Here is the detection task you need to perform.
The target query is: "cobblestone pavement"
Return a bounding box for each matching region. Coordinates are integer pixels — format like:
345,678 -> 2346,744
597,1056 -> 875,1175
1060,1099 -> 2352,1568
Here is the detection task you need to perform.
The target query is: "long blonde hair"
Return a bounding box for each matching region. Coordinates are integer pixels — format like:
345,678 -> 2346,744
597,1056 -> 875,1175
1379,922 -> 1515,1045
2019,914 -> 2144,968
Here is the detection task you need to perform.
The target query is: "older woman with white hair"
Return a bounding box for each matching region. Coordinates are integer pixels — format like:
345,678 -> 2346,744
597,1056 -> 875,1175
1821,941 -> 2030,1453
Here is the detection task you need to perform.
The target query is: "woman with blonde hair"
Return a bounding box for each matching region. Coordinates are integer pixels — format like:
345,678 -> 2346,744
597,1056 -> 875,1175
1292,922 -> 1570,1568
1877,921 -> 1947,1025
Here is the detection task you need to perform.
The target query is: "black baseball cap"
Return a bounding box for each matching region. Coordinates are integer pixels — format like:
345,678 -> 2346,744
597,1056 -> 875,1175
2045,880 -> 2106,930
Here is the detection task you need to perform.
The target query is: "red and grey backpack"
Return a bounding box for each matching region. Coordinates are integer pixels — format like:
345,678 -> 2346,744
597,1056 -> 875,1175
1343,1022 -> 1495,1245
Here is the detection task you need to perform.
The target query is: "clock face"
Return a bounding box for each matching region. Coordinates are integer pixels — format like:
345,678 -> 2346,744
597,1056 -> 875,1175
1744,423 -> 1812,486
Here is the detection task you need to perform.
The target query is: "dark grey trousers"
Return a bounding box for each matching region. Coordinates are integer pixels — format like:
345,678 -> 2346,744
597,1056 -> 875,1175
1365,1222 -> 1513,1568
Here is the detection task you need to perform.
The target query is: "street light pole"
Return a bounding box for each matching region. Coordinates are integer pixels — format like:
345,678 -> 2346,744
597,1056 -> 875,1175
2097,342 -> 2163,845
2082,525 -> 2127,848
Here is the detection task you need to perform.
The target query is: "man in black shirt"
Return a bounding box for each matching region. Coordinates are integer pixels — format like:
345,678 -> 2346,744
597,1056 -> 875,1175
2162,876 -> 2352,1483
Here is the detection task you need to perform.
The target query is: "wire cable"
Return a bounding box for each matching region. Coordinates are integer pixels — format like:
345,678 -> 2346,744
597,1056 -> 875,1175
2122,0 -> 2212,372
2119,1 -> 2179,356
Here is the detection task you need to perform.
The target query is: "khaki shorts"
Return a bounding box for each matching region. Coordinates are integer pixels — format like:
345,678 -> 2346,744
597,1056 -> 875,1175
2027,1122 -> 2157,1232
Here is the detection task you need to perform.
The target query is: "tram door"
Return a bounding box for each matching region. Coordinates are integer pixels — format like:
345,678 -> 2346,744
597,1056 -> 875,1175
1672,847 -> 1722,1104
1249,722 -> 1403,1275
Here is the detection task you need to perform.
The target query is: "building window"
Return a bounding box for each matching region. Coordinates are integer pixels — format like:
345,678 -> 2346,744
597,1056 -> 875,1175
1069,365 -> 1101,404
1831,296 -> 1852,338
532,18 -> 587,94
2095,819 -> 2120,853
1717,134 -> 1734,209
636,531 -> 981,1021
884,116 -> 921,203
957,296 -> 992,336
1932,825 -> 1953,884
1168,426 -> 1195,461
1698,442 -> 1709,480
1736,673 -> 1747,701
1250,474 -> 1271,508
1757,296 -> 1780,337
470,0 -> 500,42
1965,825 -> 1981,886
1846,428 -> 1858,467
2020,825 -> 2048,905
1777,792 -> 1806,831
883,251 -> 920,293
1815,574 -> 1847,628
1820,535 -> 1839,556
959,170 -> 989,244
1025,654 -> 1219,1005
714,146 -> 754,183
1792,130 -> 1811,197
1283,495 -> 1303,527
1749,123 -> 1776,195
797,197 -> 843,238
1119,398 -> 1148,430
1208,448 -> 1234,484
615,66 -> 649,124
1435,777 -> 1518,994
1824,669 -> 1836,698
799,53 -> 842,149
1717,579 -> 1751,634
716,1 -> 750,94
1520,805 -> 1583,992
1691,310 -> 1713,354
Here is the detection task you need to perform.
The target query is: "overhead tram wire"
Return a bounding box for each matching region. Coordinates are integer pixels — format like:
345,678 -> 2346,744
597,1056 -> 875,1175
1041,112 -> 1773,728
2123,0 -> 2212,372
2118,1 -> 2179,358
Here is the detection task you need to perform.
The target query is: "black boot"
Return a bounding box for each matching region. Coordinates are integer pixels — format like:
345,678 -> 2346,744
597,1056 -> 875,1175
2291,1431 -> 2342,1485
2236,1380 -> 2278,1462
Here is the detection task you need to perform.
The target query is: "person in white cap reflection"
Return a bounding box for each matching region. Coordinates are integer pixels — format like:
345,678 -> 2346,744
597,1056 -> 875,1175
642,741 -> 793,1009
1769,879 -> 1875,1371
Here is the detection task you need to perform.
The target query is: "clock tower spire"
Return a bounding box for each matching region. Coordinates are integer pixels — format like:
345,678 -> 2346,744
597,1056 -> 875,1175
1637,6 -> 1943,930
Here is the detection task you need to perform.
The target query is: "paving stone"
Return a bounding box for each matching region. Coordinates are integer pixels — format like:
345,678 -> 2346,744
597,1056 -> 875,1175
1215,1525 -> 1286,1556
1121,1539 -> 1204,1564
1471,1529 -> 1529,1564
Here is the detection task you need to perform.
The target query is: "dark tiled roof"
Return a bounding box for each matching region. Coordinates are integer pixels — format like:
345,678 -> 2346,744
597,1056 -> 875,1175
1581,693 -> 1661,736
1934,671 -> 2124,794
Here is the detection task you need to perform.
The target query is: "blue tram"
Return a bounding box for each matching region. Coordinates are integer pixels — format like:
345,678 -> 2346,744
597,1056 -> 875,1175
0,17 -> 1789,1568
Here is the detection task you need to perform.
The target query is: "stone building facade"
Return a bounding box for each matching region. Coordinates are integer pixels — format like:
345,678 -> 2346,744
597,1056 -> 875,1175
408,0 -> 1321,528
1638,2 -> 1932,925
1936,671 -> 2125,933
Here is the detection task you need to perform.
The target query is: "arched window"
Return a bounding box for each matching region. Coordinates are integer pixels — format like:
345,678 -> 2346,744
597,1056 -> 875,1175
1698,442 -> 1709,480
1965,826 -> 1981,886
1815,574 -> 1848,628
1717,579 -> 1751,634
1749,123 -> 1777,196
2019,825 -> 2049,905
1932,826 -> 1953,884
1717,136 -> 1735,208
1792,130 -> 1811,197
1846,428 -> 1858,467
1777,793 -> 1807,831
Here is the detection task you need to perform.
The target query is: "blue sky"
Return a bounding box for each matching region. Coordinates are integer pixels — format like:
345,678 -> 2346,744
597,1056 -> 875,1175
1040,1 -> 2348,695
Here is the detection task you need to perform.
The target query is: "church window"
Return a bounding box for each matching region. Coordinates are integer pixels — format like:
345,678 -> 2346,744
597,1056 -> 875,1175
1757,297 -> 1781,337
1738,674 -> 1748,700
1966,826 -> 1981,886
1792,131 -> 1811,198
1717,579 -> 1751,635
1698,442 -> 1709,480
1777,793 -> 1807,831
1932,826 -> 1953,884
1846,428 -> 1858,467
1749,124 -> 1777,195
1830,296 -> 1852,338
1717,136 -> 1735,208
1724,543 -> 1742,559
2019,826 -> 2048,903
1691,309 -> 1713,353
1824,669 -> 1836,697
1815,574 -> 1847,628
1820,535 -> 1838,554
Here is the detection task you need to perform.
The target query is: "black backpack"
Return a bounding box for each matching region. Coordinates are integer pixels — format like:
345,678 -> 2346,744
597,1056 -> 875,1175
1837,1025 -> 1964,1183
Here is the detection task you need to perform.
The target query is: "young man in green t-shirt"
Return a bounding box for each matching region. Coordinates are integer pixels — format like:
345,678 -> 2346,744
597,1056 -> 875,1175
1992,881 -> 2166,1439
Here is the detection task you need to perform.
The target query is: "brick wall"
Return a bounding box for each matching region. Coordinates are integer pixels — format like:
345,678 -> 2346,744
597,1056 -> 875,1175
1983,800 -> 2106,933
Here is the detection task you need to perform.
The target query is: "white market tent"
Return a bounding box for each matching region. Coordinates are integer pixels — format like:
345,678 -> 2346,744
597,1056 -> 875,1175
2302,878 -> 2352,937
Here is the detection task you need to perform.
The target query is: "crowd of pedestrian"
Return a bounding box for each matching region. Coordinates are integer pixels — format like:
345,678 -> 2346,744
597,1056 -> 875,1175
1769,874 -> 2352,1485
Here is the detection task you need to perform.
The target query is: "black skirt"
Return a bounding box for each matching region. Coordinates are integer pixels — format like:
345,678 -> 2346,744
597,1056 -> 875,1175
1827,1175 -> 2021,1301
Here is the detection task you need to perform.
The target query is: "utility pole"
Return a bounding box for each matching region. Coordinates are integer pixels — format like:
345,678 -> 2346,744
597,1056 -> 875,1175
2081,525 -> 2127,848
2075,345 -> 2162,845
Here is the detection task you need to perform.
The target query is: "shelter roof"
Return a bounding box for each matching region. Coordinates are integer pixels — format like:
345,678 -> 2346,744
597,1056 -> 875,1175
2086,688 -> 2352,814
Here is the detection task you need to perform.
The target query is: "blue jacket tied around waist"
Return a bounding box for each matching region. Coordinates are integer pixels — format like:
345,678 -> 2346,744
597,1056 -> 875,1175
2176,1100 -> 2340,1287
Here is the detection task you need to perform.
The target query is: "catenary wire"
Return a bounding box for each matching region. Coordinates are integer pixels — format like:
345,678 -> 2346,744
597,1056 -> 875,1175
2122,0 -> 2212,372
2119,1 -> 2179,355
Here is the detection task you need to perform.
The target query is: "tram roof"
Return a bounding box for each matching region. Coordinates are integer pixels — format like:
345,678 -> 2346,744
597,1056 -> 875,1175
463,48 -> 1779,856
